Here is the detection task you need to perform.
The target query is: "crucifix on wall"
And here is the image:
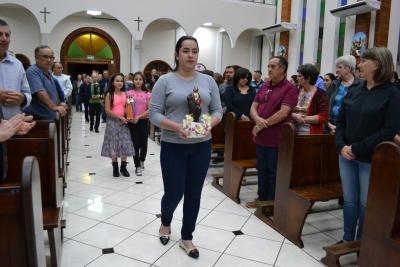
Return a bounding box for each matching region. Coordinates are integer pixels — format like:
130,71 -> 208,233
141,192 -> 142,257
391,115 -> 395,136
40,7 -> 51,24
134,16 -> 143,32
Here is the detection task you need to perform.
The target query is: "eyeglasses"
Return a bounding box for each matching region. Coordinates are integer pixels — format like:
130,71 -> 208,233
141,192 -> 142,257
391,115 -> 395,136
38,54 -> 55,60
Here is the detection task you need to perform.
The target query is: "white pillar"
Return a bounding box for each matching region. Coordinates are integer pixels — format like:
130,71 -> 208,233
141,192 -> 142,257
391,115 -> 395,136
41,33 -> 50,45
274,0 -> 283,55
303,0 -> 321,64
320,0 -> 340,75
368,11 -> 377,48
388,0 -> 400,70
131,37 -> 141,72
287,0 -> 304,76
343,0 -> 357,55
215,30 -> 224,73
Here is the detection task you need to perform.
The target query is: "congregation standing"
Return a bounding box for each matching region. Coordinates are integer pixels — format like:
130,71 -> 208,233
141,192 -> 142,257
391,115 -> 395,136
2,13 -> 400,261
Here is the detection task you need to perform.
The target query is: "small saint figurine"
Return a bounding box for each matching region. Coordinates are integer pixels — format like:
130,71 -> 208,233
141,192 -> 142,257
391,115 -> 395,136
126,96 -> 135,121
187,86 -> 202,122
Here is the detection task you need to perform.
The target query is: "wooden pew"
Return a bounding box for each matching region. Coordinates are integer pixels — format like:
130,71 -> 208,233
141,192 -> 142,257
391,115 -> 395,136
255,123 -> 342,248
6,122 -> 63,267
212,112 -> 257,203
321,142 -> 400,266
0,157 -> 46,267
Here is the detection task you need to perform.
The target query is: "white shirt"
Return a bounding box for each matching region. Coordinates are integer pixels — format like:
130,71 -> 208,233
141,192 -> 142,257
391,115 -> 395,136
52,73 -> 73,97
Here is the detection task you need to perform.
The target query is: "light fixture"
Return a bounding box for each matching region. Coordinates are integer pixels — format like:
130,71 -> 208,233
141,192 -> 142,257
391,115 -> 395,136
330,0 -> 381,18
203,22 -> 213,27
87,10 -> 102,16
262,22 -> 297,34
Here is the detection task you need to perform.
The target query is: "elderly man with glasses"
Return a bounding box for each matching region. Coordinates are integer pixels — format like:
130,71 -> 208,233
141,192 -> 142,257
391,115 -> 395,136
24,45 -> 66,120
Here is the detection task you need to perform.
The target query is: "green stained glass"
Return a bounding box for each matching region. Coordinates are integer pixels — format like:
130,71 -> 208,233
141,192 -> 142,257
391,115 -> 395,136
96,45 -> 113,59
67,42 -> 86,58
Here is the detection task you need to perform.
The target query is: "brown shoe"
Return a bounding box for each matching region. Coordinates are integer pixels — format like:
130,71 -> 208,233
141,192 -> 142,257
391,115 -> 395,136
246,199 -> 271,209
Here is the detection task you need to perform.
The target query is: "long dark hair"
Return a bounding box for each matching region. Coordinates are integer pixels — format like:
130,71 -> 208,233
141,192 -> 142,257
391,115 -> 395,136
132,71 -> 148,92
106,73 -> 125,109
173,36 -> 199,72
233,68 -> 252,90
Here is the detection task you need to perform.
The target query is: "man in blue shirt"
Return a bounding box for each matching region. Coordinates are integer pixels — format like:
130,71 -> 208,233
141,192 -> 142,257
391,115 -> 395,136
250,70 -> 265,92
24,45 -> 67,120
0,19 -> 32,119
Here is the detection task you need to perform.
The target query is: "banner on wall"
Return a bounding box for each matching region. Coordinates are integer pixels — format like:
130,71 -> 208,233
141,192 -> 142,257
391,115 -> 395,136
351,32 -> 367,58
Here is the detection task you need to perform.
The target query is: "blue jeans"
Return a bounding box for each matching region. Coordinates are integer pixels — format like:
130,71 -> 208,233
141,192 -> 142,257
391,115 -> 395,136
160,140 -> 211,240
256,145 -> 278,201
75,94 -> 81,111
339,155 -> 371,241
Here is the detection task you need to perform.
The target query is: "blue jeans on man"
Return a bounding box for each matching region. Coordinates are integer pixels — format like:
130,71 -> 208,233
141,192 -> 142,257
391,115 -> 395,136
339,155 -> 371,241
256,145 -> 278,201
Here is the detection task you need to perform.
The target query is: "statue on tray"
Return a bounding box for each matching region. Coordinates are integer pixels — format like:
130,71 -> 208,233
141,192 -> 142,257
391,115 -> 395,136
187,86 -> 202,122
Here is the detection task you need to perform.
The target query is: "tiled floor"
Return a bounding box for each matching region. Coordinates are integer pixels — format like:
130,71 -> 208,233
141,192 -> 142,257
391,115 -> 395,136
61,111 -> 358,267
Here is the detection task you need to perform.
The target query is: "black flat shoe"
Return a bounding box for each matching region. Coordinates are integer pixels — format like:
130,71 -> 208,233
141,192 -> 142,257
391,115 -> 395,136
159,226 -> 170,246
179,240 -> 199,259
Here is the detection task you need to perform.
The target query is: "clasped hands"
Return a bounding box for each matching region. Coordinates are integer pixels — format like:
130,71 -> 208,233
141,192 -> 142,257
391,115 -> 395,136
252,117 -> 268,137
0,113 -> 36,142
0,90 -> 25,106
341,145 -> 355,160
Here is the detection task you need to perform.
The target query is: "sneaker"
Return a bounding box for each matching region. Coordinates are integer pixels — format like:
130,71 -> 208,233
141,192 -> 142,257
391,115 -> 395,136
135,167 -> 142,176
245,198 -> 270,209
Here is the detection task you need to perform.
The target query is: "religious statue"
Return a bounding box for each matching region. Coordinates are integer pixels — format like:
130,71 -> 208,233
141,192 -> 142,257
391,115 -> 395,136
187,86 -> 202,122
126,96 -> 135,121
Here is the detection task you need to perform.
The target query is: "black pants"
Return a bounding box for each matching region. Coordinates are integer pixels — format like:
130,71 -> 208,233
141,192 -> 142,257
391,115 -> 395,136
128,119 -> 149,167
89,103 -> 101,130
160,140 -> 211,240
83,100 -> 89,121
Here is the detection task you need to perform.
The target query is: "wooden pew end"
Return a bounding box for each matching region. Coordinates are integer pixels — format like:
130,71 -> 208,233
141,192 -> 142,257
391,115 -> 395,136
321,240 -> 360,267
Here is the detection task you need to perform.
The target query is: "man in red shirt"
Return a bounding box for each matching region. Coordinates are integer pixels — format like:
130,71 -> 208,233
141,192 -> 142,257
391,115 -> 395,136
247,56 -> 298,208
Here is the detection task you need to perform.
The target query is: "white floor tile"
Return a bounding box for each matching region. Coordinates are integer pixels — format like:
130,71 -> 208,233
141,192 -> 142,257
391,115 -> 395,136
63,213 -> 99,238
214,198 -> 252,217
63,195 -> 93,213
306,212 -> 343,232
105,209 -> 157,230
114,232 -> 174,264
61,240 -> 102,267
214,254 -> 272,267
73,222 -> 134,248
71,186 -> 117,200
200,210 -> 249,231
200,194 -> 224,210
130,197 -> 161,215
226,235 -> 281,264
193,225 -> 235,252
86,253 -> 150,267
241,215 -> 284,242
124,184 -> 162,197
102,191 -> 145,208
155,242 -> 221,267
275,243 -> 323,267
74,201 -> 124,221
140,218 -> 183,241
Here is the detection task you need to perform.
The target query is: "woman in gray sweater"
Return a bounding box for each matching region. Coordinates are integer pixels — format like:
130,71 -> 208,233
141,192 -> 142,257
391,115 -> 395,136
150,36 -> 222,258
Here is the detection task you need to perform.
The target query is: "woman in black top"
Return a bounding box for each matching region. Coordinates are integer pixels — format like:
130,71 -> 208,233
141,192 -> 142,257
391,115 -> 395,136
224,67 -> 256,120
336,47 -> 400,242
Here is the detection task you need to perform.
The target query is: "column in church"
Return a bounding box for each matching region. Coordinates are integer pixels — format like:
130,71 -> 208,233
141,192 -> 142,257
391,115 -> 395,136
320,0 -> 340,75
41,33 -> 50,45
215,30 -> 224,73
287,0 -> 304,75
274,0 -> 283,55
387,0 -> 399,68
343,0 -> 357,56
303,0 -> 321,64
131,37 -> 141,72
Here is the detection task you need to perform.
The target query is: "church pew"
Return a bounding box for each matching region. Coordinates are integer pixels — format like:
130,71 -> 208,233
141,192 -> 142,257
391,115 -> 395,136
255,123 -> 342,248
212,112 -> 257,203
358,142 -> 400,266
0,157 -> 46,267
6,122 -> 63,267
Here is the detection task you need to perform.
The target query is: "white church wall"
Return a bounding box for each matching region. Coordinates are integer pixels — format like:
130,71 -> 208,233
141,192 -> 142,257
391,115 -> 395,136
193,27 -> 219,71
49,16 -> 132,74
221,30 -> 253,70
0,6 -> 40,62
141,21 -> 177,70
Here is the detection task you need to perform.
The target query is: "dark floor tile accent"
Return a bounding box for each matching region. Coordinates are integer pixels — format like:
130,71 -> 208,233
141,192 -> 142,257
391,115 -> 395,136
232,230 -> 244,236
84,145 -> 90,147
136,181 -> 143,184
86,156 -> 92,158
102,248 -> 114,254
149,153 -> 155,155
156,214 -> 161,218
89,172 -> 96,175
